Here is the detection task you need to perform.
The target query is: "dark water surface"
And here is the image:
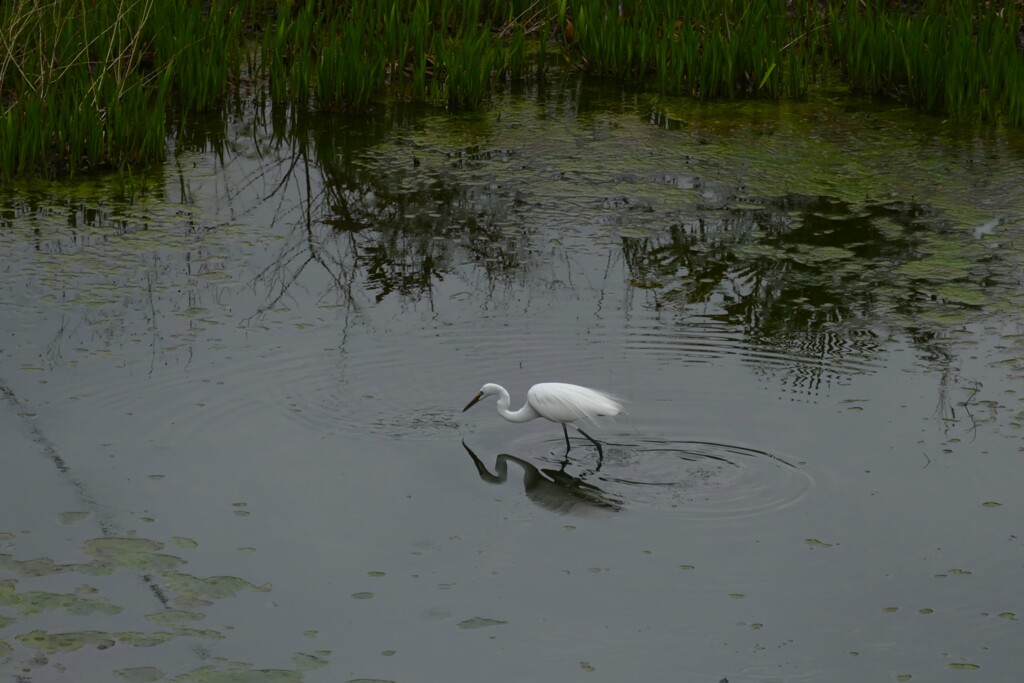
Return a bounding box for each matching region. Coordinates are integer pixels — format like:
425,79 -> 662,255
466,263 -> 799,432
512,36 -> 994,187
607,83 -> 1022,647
2,78 -> 1023,682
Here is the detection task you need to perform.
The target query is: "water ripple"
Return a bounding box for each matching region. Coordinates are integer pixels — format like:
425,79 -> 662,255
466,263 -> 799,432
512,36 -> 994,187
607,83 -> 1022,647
592,438 -> 813,519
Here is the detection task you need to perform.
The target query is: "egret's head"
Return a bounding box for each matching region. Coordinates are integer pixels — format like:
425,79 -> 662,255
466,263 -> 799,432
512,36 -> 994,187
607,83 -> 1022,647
463,383 -> 500,412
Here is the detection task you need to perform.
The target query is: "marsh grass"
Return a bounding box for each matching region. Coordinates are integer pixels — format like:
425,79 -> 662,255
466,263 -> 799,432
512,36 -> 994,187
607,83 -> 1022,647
2,0 -> 1023,179
0,0 -> 166,177
831,0 -> 1024,125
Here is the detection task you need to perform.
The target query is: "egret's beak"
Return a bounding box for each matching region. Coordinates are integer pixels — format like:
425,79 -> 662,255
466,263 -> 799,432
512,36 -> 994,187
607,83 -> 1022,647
463,391 -> 485,412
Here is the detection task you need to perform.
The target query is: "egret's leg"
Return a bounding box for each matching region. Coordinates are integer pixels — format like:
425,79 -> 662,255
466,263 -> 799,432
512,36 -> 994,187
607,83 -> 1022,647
576,427 -> 604,465
562,423 -> 572,454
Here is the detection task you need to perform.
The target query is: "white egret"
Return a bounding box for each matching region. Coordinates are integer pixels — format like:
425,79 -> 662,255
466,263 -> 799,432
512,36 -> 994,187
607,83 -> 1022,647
462,382 -> 625,460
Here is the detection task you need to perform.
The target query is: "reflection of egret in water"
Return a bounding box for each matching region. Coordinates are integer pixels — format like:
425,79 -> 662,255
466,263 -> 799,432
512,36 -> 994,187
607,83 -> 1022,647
462,441 -> 622,514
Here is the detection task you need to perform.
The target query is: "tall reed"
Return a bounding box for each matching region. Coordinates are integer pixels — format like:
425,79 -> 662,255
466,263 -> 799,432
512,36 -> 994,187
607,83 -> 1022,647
0,0 -> 166,178
830,0 -> 1024,124
3,0 -> 1023,180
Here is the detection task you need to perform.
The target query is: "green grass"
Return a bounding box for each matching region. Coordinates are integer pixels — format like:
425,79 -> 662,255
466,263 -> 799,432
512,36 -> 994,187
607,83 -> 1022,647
1,0 -> 1023,179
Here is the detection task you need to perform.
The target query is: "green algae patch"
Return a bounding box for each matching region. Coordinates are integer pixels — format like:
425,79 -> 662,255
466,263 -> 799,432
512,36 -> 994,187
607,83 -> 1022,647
58,511 -> 92,525
0,585 -> 122,617
145,609 -> 206,627
172,664 -> 303,682
789,244 -> 857,264
114,667 -> 166,682
113,631 -> 179,648
0,639 -> 11,659
171,537 -> 199,549
81,538 -> 186,574
162,572 -> 270,608
174,628 -> 225,641
0,555 -> 67,577
456,617 -> 507,629
115,628 -> 223,647
899,257 -> 973,283
17,629 -> 116,653
0,535 -> 281,676
292,651 -> 331,671
936,283 -> 987,307
18,627 -> 226,655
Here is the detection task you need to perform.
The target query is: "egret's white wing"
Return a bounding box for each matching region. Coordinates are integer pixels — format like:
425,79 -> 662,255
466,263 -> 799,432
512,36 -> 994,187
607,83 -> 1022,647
527,383 -> 625,424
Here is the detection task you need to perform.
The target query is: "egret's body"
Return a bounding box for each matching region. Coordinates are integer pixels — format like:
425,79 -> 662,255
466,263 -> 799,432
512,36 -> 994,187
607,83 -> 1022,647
463,382 -> 624,461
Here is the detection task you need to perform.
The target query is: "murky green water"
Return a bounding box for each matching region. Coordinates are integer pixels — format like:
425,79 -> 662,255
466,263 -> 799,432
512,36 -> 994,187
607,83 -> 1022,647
2,77 -> 1023,682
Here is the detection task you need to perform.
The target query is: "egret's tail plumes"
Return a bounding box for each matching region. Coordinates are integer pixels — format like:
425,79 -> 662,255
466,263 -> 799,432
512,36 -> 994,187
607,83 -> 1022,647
526,382 -> 624,426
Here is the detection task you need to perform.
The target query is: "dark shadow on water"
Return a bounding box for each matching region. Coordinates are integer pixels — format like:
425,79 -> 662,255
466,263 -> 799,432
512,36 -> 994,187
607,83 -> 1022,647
461,440 -> 623,514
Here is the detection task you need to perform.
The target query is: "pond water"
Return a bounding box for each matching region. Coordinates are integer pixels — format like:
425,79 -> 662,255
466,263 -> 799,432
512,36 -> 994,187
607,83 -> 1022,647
2,77 -> 1023,682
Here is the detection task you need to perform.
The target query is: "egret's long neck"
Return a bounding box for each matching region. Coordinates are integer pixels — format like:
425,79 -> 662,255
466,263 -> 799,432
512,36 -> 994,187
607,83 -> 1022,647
495,388 -> 539,423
